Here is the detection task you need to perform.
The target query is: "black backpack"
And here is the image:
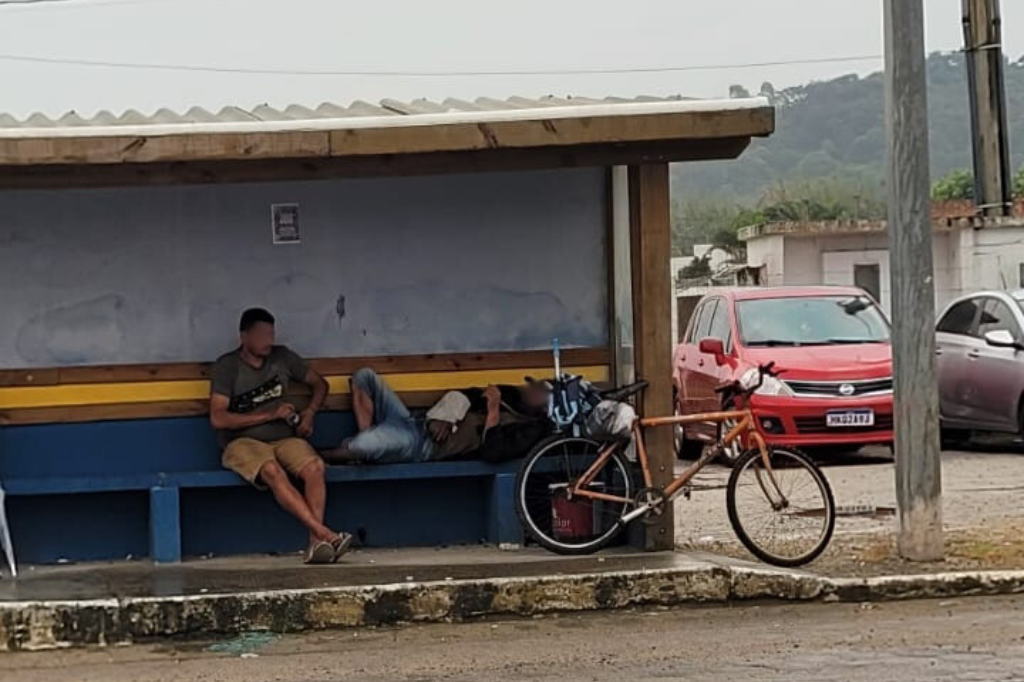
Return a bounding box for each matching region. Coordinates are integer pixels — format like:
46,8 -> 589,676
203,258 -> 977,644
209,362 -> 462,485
478,420 -> 552,463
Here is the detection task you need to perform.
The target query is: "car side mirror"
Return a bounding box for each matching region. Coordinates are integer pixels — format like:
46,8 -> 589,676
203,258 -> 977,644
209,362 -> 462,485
699,338 -> 727,365
984,329 -> 1020,349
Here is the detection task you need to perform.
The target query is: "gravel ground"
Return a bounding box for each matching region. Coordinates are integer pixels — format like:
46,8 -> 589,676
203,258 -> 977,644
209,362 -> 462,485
673,444 -> 1024,576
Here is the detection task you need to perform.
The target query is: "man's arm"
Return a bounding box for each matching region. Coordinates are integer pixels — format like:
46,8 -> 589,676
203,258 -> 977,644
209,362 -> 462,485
483,386 -> 502,429
295,368 -> 329,438
209,393 -> 295,431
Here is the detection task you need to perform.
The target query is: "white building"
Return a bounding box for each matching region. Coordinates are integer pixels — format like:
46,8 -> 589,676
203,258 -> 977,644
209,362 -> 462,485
670,244 -> 739,344
740,216 -> 1024,316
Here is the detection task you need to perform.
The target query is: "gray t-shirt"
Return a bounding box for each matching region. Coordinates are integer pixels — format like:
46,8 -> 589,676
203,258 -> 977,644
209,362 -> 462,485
210,345 -> 309,445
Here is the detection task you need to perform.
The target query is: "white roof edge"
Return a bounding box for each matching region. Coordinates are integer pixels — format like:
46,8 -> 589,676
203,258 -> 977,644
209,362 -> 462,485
0,97 -> 771,140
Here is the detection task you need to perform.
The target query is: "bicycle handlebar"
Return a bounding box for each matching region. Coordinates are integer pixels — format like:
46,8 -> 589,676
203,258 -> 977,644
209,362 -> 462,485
601,380 -> 649,402
714,362 -> 781,397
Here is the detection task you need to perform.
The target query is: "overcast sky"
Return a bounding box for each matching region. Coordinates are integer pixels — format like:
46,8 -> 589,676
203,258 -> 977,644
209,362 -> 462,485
0,0 -> 1021,118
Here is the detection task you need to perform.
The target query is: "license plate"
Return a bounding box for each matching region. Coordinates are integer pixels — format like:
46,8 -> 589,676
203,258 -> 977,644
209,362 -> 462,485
826,410 -> 875,427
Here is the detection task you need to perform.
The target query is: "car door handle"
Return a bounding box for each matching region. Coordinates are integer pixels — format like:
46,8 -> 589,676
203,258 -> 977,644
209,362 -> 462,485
698,359 -> 705,367
935,348 -> 943,356
967,350 -> 981,359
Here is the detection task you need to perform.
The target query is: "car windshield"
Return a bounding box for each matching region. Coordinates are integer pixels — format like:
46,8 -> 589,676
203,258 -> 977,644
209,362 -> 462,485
736,295 -> 890,347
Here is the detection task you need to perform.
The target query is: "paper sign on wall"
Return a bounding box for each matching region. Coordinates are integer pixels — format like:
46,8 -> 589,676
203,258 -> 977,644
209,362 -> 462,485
271,203 -> 300,245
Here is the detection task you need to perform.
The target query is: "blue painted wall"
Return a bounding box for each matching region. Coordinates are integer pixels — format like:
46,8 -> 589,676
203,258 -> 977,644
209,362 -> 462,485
0,169 -> 608,367
0,169 -> 610,563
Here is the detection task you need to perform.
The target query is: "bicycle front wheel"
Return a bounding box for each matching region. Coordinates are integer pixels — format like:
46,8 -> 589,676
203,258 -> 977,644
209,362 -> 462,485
726,447 -> 835,567
515,436 -> 634,555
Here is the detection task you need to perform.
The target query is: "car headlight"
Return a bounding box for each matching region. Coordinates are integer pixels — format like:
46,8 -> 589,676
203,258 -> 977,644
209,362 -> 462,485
739,368 -> 761,390
739,369 -> 794,397
755,375 -> 794,397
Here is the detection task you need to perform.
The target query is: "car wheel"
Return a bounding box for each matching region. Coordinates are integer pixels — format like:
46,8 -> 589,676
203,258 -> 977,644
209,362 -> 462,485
676,425 -> 705,460
672,398 -> 704,461
940,426 -> 971,451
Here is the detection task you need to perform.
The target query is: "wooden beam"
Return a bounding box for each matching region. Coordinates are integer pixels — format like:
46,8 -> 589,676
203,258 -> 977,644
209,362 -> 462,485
0,348 -> 610,388
0,107 -> 773,167
628,163 -> 675,552
0,139 -> 753,191
963,0 -> 1014,216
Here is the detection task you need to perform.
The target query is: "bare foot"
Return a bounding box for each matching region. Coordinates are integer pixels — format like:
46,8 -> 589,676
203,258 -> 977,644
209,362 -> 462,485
320,444 -> 361,464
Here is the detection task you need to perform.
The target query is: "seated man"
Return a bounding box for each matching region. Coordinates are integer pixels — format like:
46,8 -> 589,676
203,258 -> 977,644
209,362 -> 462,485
210,308 -> 353,564
321,368 -> 551,464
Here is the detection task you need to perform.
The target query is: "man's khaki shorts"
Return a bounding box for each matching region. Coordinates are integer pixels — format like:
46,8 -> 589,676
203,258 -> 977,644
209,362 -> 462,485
222,437 -> 320,487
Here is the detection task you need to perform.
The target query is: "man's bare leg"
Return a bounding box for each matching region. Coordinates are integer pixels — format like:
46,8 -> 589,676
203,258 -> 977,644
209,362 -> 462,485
298,459 -> 328,545
259,460 -> 337,543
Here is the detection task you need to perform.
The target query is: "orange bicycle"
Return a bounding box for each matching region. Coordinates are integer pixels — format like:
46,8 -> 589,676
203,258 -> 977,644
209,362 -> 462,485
515,363 -> 836,567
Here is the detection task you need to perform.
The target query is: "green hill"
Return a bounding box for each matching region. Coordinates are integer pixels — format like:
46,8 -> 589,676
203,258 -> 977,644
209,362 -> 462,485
672,52 -> 1024,203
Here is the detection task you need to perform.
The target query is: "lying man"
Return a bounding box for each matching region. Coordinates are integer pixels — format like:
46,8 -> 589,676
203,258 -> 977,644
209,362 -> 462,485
210,308 -> 353,564
321,368 -> 551,464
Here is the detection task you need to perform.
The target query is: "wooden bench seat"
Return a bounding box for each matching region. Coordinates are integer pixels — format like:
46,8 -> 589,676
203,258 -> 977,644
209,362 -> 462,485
3,460 -> 522,563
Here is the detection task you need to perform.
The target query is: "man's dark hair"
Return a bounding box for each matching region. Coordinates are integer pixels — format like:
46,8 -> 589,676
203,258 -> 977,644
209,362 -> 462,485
239,308 -> 275,332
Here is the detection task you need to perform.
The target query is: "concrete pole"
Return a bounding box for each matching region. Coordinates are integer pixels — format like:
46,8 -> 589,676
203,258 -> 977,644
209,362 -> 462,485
883,0 -> 945,561
963,0 -> 1013,216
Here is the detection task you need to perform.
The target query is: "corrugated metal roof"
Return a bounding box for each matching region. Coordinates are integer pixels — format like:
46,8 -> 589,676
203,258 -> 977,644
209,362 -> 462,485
0,95 -> 697,130
0,95 -> 774,170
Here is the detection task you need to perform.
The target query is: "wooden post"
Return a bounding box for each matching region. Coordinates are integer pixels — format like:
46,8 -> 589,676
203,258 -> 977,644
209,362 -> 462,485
884,0 -> 945,561
628,164 -> 674,551
963,0 -> 1013,216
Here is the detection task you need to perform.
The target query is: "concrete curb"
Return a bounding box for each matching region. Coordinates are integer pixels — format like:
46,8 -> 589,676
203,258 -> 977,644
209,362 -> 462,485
826,570 -> 1024,603
2,566 -> 1023,651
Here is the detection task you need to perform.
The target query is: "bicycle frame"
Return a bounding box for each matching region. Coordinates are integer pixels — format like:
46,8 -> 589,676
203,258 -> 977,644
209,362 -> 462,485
569,408 -> 774,518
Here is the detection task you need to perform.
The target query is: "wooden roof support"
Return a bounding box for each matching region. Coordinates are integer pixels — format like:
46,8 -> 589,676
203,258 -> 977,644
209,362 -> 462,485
628,163 -> 675,551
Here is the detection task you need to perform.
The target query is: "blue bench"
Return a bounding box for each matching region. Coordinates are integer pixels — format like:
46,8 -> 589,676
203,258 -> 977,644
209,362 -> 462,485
3,460 -> 523,563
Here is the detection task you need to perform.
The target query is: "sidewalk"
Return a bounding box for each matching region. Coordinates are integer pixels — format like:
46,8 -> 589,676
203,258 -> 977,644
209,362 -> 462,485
0,547 -> 771,602
4,543 -> 1024,653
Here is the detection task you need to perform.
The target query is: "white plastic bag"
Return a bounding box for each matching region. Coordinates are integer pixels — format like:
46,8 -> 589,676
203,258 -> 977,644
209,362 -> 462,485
585,400 -> 637,442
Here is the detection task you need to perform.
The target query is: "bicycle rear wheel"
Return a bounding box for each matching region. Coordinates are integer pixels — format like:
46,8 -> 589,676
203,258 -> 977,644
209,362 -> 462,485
515,436 -> 633,555
726,447 -> 835,567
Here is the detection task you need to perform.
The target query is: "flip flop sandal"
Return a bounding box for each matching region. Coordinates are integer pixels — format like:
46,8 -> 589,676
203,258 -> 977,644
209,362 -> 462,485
332,533 -> 354,562
304,541 -> 335,565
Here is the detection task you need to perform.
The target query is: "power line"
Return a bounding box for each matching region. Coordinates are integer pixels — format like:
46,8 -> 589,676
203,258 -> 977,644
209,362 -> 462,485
0,53 -> 883,77
0,0 -> 183,10
0,0 -> 101,5
0,0 -> 172,6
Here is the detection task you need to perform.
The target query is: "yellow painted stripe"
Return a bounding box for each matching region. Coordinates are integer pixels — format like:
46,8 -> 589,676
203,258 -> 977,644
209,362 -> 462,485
0,366 -> 610,410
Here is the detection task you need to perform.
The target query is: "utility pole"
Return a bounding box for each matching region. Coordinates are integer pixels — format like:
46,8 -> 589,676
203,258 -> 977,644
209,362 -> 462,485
883,0 -> 944,561
963,0 -> 1013,217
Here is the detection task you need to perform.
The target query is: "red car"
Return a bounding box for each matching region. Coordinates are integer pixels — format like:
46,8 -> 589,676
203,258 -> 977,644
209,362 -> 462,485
673,286 -> 894,455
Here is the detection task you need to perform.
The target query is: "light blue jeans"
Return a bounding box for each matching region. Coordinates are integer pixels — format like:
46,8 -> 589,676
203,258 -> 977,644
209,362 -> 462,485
346,368 -> 434,464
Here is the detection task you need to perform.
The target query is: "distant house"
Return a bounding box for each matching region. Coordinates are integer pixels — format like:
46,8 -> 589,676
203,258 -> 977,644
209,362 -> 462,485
670,245 -> 763,344
740,213 -> 1024,317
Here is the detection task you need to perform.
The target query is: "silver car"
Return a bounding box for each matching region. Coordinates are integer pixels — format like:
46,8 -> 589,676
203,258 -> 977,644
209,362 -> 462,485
936,290 -> 1024,438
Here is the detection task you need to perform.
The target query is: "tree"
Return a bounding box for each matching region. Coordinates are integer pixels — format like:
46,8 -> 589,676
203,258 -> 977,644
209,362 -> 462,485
932,169 -> 974,201
729,85 -> 752,99
679,256 -> 712,280
1014,167 -> 1024,198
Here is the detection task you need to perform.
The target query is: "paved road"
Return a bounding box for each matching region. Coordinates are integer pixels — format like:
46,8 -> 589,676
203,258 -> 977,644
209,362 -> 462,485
4,597 -> 1024,681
